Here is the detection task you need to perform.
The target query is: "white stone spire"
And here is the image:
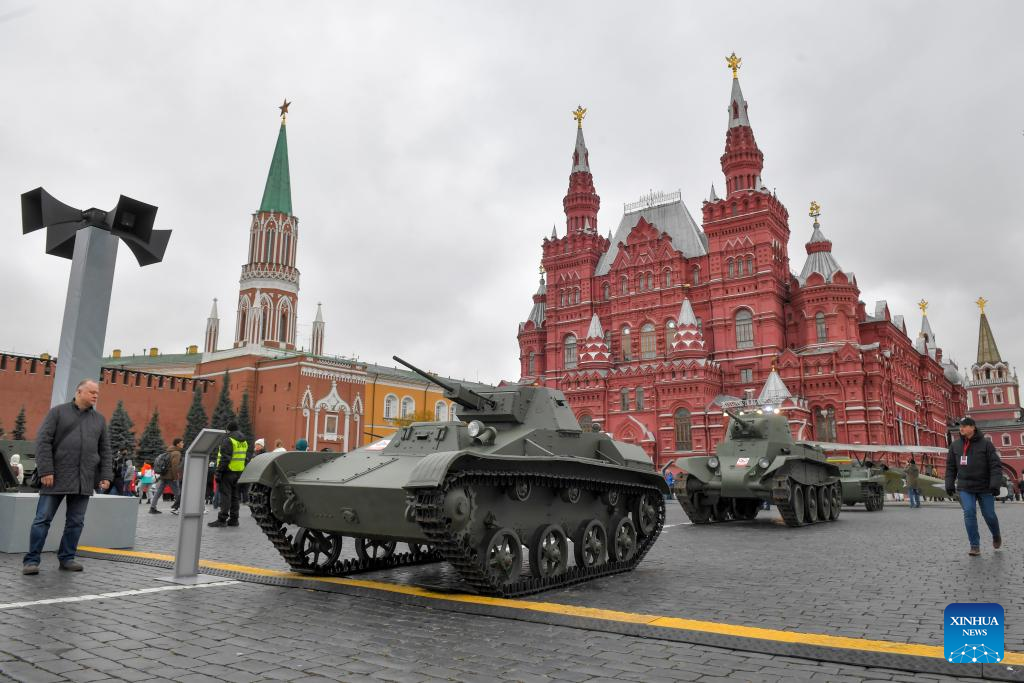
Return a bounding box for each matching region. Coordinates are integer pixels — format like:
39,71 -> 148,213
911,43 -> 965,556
310,303 -> 325,356
671,296 -> 706,357
758,367 -> 792,405
727,77 -> 751,129
204,298 -> 220,353
586,313 -> 604,338
578,313 -> 610,368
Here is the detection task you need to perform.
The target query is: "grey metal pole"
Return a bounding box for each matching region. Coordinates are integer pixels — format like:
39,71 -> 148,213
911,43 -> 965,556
50,226 -> 118,406
158,428 -> 226,585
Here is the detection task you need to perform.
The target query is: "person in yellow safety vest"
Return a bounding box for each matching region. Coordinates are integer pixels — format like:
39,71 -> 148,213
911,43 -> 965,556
208,420 -> 249,528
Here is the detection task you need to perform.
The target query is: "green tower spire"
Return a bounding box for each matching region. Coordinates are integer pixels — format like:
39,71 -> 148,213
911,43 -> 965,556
259,101 -> 292,215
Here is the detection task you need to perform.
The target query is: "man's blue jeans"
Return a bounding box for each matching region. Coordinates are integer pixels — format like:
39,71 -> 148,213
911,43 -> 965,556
908,487 -> 921,508
959,490 -> 1001,548
23,493 -> 90,566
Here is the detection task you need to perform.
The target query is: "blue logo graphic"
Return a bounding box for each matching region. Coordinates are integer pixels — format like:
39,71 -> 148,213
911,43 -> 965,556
944,603 -> 1004,663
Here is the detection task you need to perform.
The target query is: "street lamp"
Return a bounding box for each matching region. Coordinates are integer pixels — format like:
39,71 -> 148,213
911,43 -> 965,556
21,187 -> 172,406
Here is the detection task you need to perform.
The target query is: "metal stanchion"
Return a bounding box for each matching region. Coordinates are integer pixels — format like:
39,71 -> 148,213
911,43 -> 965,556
157,428 -> 225,585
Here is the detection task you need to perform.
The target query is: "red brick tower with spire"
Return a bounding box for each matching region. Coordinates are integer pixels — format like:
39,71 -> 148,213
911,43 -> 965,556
235,100 -> 301,350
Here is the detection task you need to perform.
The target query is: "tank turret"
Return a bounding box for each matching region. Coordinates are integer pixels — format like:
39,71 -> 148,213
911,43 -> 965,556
240,357 -> 668,597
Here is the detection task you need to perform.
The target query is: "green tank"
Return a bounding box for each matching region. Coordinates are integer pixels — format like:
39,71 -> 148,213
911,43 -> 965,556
239,356 -> 668,597
673,408 -> 842,527
831,458 -> 887,511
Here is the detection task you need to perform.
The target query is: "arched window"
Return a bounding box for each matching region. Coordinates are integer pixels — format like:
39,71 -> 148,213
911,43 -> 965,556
815,312 -> 827,343
696,317 -> 703,336
692,266 -> 700,285
279,308 -> 289,343
449,404 -> 458,421
620,387 -> 630,411
664,269 -> 672,288
1001,434 -> 1011,446
559,291 -> 566,307
735,309 -> 754,349
621,326 -> 632,361
434,401 -> 447,421
636,387 -> 645,410
815,407 -> 837,442
564,334 -> 578,369
282,232 -> 291,265
727,259 -> 735,278
602,282 -> 610,300
578,414 -> 593,431
528,352 -> 536,375
640,323 -> 656,359
264,230 -> 276,262
994,388 -> 1003,404
746,257 -> 753,275
620,276 -> 628,295
400,397 -> 415,418
603,331 -> 612,352
383,394 -> 398,419
647,273 -> 654,290
979,390 -> 989,405
636,274 -> 644,292
260,301 -> 271,341
665,320 -> 676,349
574,288 -> 580,304
674,409 -> 692,450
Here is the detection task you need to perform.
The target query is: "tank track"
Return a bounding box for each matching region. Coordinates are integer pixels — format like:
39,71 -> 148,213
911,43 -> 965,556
775,480 -> 841,527
247,484 -> 443,576
861,482 -> 885,511
412,468 -> 665,598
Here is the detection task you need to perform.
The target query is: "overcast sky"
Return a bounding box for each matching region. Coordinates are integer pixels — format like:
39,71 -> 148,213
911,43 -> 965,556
2,1 -> 1022,385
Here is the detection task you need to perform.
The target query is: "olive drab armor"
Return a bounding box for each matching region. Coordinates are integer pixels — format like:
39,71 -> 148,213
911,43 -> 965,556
218,437 -> 248,472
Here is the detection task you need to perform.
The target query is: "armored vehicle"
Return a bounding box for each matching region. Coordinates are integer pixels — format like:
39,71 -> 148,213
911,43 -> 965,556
829,458 -> 888,511
239,357 -> 668,597
673,408 -> 841,527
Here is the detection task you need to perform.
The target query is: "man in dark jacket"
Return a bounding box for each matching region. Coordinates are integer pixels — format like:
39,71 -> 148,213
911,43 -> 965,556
23,379 -> 112,574
945,417 -> 1003,556
208,421 -> 248,528
905,458 -> 921,508
149,438 -> 183,515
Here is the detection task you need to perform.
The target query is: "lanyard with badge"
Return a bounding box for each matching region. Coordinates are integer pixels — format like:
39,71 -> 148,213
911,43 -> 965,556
960,441 -> 969,467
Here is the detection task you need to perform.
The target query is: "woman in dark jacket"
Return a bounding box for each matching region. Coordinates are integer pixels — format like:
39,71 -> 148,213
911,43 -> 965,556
945,417 -> 1003,556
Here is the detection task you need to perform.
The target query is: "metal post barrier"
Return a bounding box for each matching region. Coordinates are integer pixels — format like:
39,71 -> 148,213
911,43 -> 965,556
157,428 -> 225,585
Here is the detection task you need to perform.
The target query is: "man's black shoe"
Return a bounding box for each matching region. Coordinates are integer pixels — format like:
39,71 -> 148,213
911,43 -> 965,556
148,508 -> 162,514
59,561 -> 83,572
227,520 -> 239,527
208,520 -> 227,528
22,564 -> 39,575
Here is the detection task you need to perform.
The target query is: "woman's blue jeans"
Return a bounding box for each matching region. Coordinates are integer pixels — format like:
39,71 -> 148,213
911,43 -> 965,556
958,491 -> 1000,548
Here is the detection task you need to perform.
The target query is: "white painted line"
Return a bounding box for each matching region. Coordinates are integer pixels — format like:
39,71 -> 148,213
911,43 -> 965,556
662,523 -> 692,529
0,580 -> 241,610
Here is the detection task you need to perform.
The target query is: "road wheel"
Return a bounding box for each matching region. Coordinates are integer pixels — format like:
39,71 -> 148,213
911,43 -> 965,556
632,492 -> 659,536
817,486 -> 831,521
611,517 -> 638,562
830,485 -> 842,521
354,538 -> 397,562
482,528 -> 523,586
529,525 -> 569,578
791,484 -> 805,525
804,485 -> 818,522
574,519 -> 607,568
294,528 -> 343,572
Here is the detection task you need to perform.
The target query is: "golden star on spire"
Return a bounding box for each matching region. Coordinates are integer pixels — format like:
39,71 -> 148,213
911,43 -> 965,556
279,99 -> 291,122
809,200 -> 821,221
918,299 -> 928,314
539,263 -> 546,274
572,105 -> 587,129
726,52 -> 742,79
976,296 -> 988,313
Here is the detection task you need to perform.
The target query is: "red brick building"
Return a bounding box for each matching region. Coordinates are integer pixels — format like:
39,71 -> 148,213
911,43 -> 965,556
517,60 -> 968,470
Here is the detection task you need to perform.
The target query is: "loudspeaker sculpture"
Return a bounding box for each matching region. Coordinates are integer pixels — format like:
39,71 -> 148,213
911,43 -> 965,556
21,188 -> 172,406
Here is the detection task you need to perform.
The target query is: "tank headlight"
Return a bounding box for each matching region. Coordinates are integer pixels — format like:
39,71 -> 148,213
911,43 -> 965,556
757,457 -> 771,469
467,420 -> 484,438
707,456 -> 720,470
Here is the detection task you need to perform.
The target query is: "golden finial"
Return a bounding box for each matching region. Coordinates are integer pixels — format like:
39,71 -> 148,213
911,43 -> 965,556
279,99 -> 291,123
726,52 -> 742,79
976,296 -> 988,313
539,263 -> 546,275
918,299 -> 928,314
572,105 -> 587,129
809,200 -> 821,221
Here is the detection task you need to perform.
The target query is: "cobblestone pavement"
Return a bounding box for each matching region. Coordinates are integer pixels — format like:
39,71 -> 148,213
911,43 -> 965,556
132,496 -> 1024,649
0,551 -> 994,683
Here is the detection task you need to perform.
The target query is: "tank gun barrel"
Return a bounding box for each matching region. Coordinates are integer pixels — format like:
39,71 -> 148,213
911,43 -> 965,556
724,407 -> 754,430
392,355 -> 495,411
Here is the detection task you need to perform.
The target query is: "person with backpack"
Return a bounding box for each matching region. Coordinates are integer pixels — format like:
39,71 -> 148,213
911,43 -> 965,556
149,439 -> 183,514
137,462 -> 155,504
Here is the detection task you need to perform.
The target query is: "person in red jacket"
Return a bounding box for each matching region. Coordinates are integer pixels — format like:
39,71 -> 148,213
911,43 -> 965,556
945,417 -> 1003,556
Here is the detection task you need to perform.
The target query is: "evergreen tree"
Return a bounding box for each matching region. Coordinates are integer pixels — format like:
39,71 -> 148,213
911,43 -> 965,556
108,401 -> 137,456
137,409 -> 166,463
236,389 -> 254,454
182,383 -> 209,451
210,371 -> 235,431
12,406 -> 27,440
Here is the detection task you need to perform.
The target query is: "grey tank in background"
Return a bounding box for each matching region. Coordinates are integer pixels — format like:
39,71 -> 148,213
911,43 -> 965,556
673,408 -> 842,527
240,356 -> 668,597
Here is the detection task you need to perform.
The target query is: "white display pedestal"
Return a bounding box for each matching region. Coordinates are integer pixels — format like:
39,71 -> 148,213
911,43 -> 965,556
0,492 -> 138,554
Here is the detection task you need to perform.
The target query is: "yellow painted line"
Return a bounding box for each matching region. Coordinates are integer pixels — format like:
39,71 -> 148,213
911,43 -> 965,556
78,546 -> 1024,666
